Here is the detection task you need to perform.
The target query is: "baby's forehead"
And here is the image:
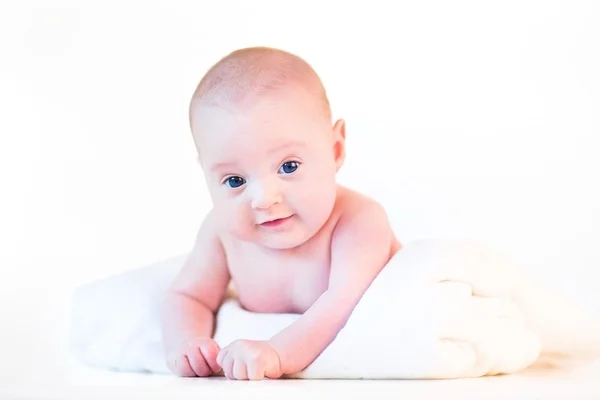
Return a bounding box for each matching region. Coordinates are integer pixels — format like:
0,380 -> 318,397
193,87 -> 326,138
193,80 -> 326,128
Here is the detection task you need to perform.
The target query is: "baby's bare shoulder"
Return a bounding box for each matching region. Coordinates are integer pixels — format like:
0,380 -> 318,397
326,186 -> 399,290
332,185 -> 399,249
335,185 -> 390,222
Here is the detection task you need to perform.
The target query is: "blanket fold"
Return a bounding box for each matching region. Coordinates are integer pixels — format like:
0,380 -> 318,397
69,239 -> 600,379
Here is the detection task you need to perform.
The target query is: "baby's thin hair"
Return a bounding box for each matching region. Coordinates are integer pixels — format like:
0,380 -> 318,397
189,46 -> 331,129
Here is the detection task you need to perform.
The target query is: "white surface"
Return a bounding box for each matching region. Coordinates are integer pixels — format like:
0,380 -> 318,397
1,0 -> 599,396
2,358 -> 600,400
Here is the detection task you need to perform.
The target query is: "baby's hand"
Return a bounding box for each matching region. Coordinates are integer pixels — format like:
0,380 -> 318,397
167,337 -> 222,377
217,339 -> 282,380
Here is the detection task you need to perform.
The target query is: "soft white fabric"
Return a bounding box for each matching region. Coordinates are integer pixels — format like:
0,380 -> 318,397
69,239 -> 600,379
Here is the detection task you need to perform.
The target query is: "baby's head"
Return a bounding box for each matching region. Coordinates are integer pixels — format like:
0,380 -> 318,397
189,47 -> 345,249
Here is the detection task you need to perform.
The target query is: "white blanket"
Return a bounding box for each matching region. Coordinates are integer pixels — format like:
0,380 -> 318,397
69,239 -> 600,379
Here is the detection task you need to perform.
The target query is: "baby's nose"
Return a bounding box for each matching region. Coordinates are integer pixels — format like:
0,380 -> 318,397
250,180 -> 282,210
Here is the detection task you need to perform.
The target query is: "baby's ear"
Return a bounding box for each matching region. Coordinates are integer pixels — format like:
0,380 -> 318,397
332,119 -> 346,171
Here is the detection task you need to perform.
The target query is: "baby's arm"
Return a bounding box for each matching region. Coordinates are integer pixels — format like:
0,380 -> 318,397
269,201 -> 395,376
161,211 -> 230,376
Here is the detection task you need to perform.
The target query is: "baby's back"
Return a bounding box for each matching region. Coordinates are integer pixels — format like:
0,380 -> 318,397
219,185 -> 400,314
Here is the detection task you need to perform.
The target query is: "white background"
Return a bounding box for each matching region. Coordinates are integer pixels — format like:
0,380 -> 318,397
1,0 -> 599,390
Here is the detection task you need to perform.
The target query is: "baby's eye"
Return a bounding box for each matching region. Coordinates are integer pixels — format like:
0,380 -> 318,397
224,176 -> 246,188
279,161 -> 300,175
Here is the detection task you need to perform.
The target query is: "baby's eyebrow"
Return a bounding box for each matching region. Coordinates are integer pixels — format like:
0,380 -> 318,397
210,161 -> 236,173
268,140 -> 307,153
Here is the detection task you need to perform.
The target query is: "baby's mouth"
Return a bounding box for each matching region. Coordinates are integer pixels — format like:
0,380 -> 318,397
260,215 -> 294,228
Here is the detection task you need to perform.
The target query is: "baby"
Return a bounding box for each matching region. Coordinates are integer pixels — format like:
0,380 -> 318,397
161,46 -> 401,380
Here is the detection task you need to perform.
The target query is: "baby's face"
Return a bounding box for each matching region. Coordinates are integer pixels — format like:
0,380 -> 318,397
192,89 -> 343,249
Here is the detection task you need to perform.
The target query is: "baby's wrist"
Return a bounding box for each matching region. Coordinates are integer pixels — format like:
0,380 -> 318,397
267,339 -> 287,375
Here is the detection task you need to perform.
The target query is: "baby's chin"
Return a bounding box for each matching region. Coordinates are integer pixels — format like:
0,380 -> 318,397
256,236 -> 308,250
253,228 -> 312,250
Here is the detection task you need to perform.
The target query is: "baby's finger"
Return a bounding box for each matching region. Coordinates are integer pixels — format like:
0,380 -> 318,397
187,347 -> 211,377
200,341 -> 222,373
233,358 -> 248,380
246,361 -> 265,381
216,348 -> 228,368
177,355 -> 197,377
221,353 -> 235,380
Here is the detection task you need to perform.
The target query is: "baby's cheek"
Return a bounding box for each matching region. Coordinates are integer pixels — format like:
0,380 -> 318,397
217,202 -> 253,235
295,184 -> 335,222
